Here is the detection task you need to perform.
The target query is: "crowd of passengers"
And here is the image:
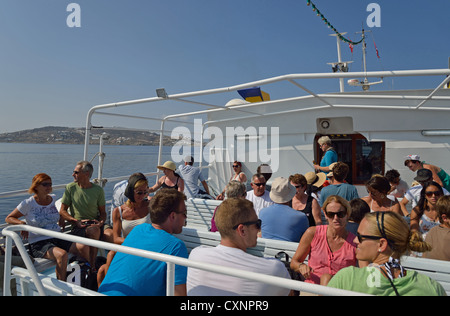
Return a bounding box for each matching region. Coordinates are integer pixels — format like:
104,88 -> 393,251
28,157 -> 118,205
5,145 -> 449,296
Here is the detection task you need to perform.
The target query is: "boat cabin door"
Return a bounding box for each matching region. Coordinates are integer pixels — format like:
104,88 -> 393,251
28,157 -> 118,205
315,118 -> 385,185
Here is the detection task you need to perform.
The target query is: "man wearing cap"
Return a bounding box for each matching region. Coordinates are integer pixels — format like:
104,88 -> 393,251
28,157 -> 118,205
259,177 -> 309,242
400,168 -> 450,215
178,156 -> 212,199
319,162 -> 359,207
404,154 -> 450,192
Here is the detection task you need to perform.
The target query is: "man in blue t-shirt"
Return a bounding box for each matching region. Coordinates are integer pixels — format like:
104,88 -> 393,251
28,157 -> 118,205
259,177 -> 309,242
99,189 -> 188,296
320,162 -> 359,206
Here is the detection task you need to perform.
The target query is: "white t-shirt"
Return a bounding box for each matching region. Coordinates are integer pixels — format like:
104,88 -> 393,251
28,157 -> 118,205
246,190 -> 274,217
388,179 -> 409,199
16,194 -> 60,244
187,244 -> 291,296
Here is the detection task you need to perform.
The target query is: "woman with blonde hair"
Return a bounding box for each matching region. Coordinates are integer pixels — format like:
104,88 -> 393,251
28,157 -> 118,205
328,211 -> 446,295
291,195 -> 357,285
6,173 -> 88,280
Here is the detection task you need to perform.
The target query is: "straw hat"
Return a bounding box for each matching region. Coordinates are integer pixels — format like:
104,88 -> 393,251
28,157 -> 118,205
304,172 -> 327,188
157,161 -> 176,171
327,162 -> 338,178
269,177 -> 296,204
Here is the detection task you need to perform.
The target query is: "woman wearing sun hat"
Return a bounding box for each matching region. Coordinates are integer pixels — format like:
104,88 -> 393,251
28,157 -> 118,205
149,161 -> 185,193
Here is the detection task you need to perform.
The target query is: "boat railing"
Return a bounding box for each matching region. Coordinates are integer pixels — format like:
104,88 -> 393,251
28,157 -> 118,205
81,68 -> 450,176
2,224 -> 369,296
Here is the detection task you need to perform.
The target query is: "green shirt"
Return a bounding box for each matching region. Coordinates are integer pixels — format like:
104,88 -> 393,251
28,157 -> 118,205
328,266 -> 446,296
61,182 -> 105,222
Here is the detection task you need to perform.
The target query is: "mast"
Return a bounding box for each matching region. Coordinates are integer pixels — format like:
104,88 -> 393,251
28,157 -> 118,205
328,32 -> 352,93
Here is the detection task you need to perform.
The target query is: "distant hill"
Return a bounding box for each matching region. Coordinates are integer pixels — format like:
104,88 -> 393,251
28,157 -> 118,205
0,126 -> 181,146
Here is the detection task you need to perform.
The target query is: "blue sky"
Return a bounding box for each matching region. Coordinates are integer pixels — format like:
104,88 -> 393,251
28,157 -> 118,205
1,0 -> 449,133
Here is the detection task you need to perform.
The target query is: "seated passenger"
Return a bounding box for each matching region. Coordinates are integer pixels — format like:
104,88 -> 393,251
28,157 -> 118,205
97,173 -> 151,286
178,155 -> 212,199
187,198 -> 291,296
216,161 -> 247,200
259,177 -> 309,242
424,195 -> 450,261
289,173 -> 322,226
246,173 -> 274,217
328,211 -> 446,296
149,161 -> 184,193
99,189 -> 188,296
362,175 -> 402,215
400,169 -> 450,215
59,161 -> 110,267
290,195 -> 357,285
6,173 -> 88,281
257,163 -> 273,191
319,162 -> 359,207
410,181 -> 443,237
346,198 -> 370,236
385,169 -> 409,199
210,180 -> 246,232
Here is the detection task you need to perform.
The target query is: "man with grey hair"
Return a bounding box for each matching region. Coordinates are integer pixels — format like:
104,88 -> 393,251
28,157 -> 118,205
246,173 -> 274,217
60,161 -> 109,267
210,180 -> 246,232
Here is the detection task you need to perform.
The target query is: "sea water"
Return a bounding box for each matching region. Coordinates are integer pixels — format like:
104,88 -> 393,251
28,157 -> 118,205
0,143 -> 175,222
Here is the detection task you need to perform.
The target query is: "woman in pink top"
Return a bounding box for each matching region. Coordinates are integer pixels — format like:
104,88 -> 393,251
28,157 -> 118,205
290,195 -> 357,285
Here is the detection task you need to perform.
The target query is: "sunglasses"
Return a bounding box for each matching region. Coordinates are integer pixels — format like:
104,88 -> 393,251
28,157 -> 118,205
356,232 -> 382,243
40,182 -> 52,187
252,182 -> 266,187
324,210 -> 347,219
232,165 -> 240,168
233,219 -> 262,230
425,191 -> 442,198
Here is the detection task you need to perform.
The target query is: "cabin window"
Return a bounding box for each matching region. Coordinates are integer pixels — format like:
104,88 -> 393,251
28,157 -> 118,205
315,134 -> 385,185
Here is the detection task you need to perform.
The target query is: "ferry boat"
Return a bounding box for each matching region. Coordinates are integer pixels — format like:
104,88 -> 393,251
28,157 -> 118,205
1,33 -> 450,297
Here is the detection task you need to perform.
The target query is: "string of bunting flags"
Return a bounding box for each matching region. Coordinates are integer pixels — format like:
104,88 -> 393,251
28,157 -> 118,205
306,0 -> 364,46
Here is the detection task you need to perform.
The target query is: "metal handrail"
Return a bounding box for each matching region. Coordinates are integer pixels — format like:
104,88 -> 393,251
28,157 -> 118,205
2,225 -> 369,296
82,68 -> 450,161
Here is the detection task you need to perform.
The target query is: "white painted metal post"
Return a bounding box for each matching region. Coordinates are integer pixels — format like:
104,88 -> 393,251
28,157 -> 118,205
3,236 -> 13,296
166,262 -> 175,296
